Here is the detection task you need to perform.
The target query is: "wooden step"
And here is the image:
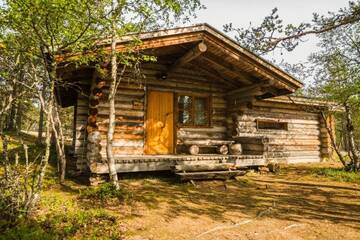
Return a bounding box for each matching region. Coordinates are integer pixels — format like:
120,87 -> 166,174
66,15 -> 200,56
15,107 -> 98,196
173,163 -> 239,172
176,170 -> 246,181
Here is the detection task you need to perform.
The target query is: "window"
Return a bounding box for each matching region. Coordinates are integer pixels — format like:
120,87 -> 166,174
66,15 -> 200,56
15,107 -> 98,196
256,119 -> 288,130
177,94 -> 210,127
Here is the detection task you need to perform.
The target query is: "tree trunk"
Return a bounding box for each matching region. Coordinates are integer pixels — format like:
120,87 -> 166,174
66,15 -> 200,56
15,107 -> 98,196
106,18 -> 120,189
51,105 -> 67,183
320,112 -> 347,167
16,103 -> 22,131
47,59 -> 67,183
6,83 -> 18,131
27,80 -> 54,210
38,86 -> 45,142
344,103 -> 359,171
7,102 -> 17,131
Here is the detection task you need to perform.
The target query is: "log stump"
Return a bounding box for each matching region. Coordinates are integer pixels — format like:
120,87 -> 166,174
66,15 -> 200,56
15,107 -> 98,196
189,145 -> 200,155
218,144 -> 229,155
229,143 -> 242,155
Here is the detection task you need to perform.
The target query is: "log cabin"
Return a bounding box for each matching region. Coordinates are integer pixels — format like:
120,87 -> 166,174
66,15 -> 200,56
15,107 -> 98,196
56,24 -> 337,177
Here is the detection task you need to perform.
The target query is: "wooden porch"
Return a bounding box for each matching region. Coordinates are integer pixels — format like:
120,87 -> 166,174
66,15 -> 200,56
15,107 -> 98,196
89,154 -> 267,174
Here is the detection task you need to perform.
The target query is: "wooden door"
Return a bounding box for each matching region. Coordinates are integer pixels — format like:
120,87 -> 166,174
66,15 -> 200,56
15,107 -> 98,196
145,91 -> 174,154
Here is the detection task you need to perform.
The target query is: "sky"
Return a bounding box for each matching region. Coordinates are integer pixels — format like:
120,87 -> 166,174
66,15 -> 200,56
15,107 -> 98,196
190,0 -> 351,83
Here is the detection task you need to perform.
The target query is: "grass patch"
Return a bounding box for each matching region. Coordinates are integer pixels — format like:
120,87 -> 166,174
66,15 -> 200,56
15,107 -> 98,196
79,183 -> 134,204
312,168 -> 360,183
0,209 -> 121,240
0,223 -> 56,240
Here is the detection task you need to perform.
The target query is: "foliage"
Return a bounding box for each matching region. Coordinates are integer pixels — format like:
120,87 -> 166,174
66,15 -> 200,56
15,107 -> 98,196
0,134 -> 47,229
224,1 -> 360,55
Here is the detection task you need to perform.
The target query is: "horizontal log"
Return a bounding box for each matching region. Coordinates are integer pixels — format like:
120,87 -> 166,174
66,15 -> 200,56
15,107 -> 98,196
269,145 -> 320,151
285,156 -> 321,163
178,126 -> 227,133
235,115 -> 319,125
244,107 -> 319,118
183,139 -> 235,146
234,128 -> 321,136
177,132 -> 226,140
100,139 -> 144,147
100,146 -> 144,155
241,143 -> 265,152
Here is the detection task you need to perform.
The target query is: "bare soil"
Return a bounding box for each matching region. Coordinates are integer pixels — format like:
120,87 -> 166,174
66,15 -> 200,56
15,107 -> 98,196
113,163 -> 360,240
13,161 -> 359,240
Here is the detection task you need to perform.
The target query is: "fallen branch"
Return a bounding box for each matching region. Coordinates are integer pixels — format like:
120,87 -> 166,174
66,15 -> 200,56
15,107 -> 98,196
195,206 -> 275,239
195,219 -> 253,239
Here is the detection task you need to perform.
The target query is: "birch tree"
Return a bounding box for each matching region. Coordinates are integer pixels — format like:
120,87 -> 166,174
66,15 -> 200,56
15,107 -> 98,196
96,0 -> 203,189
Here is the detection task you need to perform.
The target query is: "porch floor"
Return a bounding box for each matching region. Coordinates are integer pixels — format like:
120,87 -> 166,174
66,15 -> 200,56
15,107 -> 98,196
91,154 -> 267,174
114,154 -> 265,163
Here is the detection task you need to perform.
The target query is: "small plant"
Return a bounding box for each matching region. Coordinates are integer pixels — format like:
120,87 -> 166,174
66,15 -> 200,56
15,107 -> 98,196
312,168 -> 360,183
80,183 -> 133,204
0,223 -> 55,240
0,134 -> 48,230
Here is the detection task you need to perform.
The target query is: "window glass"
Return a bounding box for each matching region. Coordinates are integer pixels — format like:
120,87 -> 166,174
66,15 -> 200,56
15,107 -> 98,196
178,95 -> 192,124
194,97 -> 208,125
177,94 -> 210,127
257,120 -> 287,130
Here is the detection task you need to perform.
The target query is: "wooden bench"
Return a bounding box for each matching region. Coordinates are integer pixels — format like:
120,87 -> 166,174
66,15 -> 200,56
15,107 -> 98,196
183,139 -> 236,155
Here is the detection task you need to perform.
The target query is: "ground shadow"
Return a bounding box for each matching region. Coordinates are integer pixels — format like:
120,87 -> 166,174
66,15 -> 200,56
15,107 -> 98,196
111,169 -> 360,230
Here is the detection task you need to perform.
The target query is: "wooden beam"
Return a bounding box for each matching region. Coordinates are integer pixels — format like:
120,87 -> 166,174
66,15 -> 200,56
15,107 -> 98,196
188,62 -> 240,88
227,82 -> 270,97
167,42 -> 207,74
201,52 -> 256,84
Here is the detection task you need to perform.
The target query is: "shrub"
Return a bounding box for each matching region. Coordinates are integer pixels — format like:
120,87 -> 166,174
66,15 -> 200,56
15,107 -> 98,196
80,183 -> 133,204
0,167 -> 34,229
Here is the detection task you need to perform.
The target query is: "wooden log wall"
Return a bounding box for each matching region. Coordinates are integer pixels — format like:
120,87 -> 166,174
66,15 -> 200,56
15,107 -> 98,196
228,102 -> 327,163
73,63 -> 230,169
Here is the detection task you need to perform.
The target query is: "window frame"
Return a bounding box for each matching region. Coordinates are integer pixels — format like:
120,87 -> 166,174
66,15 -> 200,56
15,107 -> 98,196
256,119 -> 288,131
176,93 -> 212,128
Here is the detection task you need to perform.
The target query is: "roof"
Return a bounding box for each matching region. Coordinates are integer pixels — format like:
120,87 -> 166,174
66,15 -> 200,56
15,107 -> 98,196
262,95 -> 342,111
106,23 -> 304,90
58,24 -> 306,107
88,24 -> 303,94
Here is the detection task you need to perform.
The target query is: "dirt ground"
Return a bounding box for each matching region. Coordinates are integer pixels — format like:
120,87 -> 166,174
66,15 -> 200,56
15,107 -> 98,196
113,164 -> 360,240
6,161 -> 358,240
2,134 -> 359,239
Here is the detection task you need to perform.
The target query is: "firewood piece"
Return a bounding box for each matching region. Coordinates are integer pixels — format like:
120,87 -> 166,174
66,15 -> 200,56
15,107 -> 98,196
218,144 -> 229,155
229,143 -> 242,155
189,145 -> 199,155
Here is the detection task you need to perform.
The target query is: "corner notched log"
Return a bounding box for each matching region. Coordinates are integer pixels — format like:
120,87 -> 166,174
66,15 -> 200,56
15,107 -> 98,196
86,70 -> 106,171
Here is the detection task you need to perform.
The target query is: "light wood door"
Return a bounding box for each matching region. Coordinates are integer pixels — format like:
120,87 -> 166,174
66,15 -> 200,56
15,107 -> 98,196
145,91 -> 174,154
